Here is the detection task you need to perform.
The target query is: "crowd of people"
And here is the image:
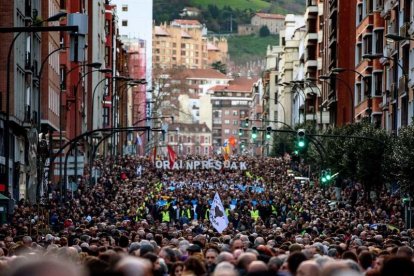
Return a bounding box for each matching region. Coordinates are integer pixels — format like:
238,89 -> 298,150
0,154 -> 413,276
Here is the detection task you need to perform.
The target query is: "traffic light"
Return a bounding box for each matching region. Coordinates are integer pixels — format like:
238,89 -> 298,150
251,126 -> 258,140
320,169 -> 333,184
238,128 -> 243,136
296,129 -> 306,148
325,169 -> 332,181
266,126 -> 272,140
244,118 -> 249,127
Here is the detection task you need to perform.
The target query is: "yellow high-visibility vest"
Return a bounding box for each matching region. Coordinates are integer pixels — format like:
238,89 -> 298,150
161,211 -> 170,222
250,210 -> 260,221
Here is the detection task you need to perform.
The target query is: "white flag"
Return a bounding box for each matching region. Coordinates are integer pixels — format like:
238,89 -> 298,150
209,192 -> 229,233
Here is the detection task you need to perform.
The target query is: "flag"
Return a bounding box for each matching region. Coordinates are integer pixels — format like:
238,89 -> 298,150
151,146 -> 157,165
222,140 -> 231,161
209,192 -> 229,233
135,133 -> 142,146
167,145 -> 177,169
229,136 -> 236,147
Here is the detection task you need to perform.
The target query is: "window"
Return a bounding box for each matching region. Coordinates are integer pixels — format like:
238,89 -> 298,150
374,30 -> 383,54
363,35 -> 372,55
356,42 -> 362,64
60,66 -> 67,90
60,0 -> 66,9
170,136 -> 174,142
233,111 -> 238,116
357,3 -> 363,24
224,110 -> 230,115
224,120 -> 230,124
233,120 -> 238,125
122,5 -> 128,11
365,0 -> 373,15
105,46 -> 110,66
224,129 -> 230,134
373,72 -> 382,96
103,107 -> 109,126
122,20 -> 128,26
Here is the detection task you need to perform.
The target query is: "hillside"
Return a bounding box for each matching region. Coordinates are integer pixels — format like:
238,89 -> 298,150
190,0 -> 305,14
190,0 -> 270,11
227,34 -> 279,65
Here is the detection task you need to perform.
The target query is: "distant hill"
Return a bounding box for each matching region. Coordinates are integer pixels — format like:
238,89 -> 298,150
227,34 -> 279,65
153,0 -> 306,32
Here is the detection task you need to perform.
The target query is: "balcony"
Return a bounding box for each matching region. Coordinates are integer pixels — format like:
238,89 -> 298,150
400,22 -> 410,37
380,0 -> 392,19
305,33 -> 318,48
399,75 -> 407,95
305,5 -> 318,19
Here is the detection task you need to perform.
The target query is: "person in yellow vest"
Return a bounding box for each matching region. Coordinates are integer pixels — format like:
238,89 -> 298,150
135,203 -> 146,222
161,206 -> 170,223
250,206 -> 260,222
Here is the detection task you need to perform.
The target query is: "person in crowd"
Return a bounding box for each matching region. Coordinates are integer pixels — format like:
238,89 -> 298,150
0,154 -> 411,276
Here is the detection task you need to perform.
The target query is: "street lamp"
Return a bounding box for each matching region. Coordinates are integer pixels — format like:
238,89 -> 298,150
384,33 -> 414,42
70,67 -> 111,187
332,68 -> 368,122
2,11 -> 68,198
57,62 -> 103,185
319,74 -> 355,123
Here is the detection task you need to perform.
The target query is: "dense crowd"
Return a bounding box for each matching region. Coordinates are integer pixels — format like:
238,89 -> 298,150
0,154 -> 413,276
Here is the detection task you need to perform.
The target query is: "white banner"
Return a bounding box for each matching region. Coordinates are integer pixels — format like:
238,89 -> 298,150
209,192 -> 229,233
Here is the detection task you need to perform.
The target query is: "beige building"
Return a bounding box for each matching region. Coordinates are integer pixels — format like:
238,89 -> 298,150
251,13 -> 285,34
153,19 -> 228,69
207,37 -> 228,65
167,122 -> 212,156
153,19 -> 208,69
237,24 -> 259,36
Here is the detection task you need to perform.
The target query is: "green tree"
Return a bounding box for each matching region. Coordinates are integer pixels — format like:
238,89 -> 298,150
390,124 -> 414,197
259,25 -> 270,37
315,123 -> 390,193
211,61 -> 227,74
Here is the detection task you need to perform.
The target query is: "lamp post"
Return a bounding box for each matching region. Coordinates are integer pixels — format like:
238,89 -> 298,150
70,68 -> 111,187
289,82 -> 307,124
111,79 -> 146,155
35,45 -> 68,201
1,11 -> 71,197
332,67 -> 372,123
319,74 -> 354,124
57,62 -> 102,186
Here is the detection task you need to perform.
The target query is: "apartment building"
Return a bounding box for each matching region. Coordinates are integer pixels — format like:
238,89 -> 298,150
320,0 -> 357,126
167,122 -> 212,156
0,0 -> 42,200
209,77 -> 257,152
380,0 -> 414,133
153,20 -> 208,69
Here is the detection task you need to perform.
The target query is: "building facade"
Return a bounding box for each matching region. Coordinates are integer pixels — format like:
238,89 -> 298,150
167,122 -> 212,156
153,20 -> 208,69
251,13 -> 285,34
209,78 -> 256,153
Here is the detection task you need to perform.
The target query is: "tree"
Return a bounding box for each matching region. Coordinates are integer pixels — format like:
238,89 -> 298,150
390,124 -> 414,197
211,61 -> 227,74
259,25 -> 270,37
314,123 -> 390,193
